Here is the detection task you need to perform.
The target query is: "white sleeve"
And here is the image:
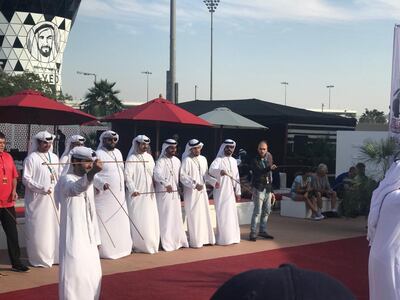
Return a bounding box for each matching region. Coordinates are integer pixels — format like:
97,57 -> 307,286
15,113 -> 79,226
180,159 -> 196,189
154,159 -> 169,187
234,164 -> 241,196
208,158 -> 221,178
22,156 -> 47,194
124,157 -> 138,195
93,173 -> 106,191
62,174 -> 91,198
202,158 -> 217,187
205,172 -> 218,187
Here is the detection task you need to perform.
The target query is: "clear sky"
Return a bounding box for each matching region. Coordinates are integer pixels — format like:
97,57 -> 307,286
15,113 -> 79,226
61,0 -> 400,116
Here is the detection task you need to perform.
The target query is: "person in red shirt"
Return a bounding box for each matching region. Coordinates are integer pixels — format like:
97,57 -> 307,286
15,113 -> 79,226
0,132 -> 29,272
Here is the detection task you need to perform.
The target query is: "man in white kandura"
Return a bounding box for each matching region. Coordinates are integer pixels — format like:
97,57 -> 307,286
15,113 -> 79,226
180,139 -> 216,248
368,160 -> 400,300
58,147 -> 102,300
23,131 -> 60,267
59,135 -> 86,176
94,130 -> 132,259
209,139 -> 241,245
154,139 -> 188,251
124,135 -> 160,254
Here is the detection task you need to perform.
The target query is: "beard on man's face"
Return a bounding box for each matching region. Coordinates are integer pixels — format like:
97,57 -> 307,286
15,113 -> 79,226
104,143 -> 115,151
39,46 -> 51,57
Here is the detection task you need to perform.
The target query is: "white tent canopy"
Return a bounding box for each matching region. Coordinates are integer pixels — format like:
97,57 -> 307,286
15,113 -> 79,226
199,107 -> 268,130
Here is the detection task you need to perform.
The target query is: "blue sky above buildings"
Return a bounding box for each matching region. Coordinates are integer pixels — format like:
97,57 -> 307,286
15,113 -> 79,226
61,0 -> 400,115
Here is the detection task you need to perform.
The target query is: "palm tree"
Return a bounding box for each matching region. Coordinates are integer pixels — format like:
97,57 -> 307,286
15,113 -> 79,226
80,79 -> 123,117
358,108 -> 387,124
359,137 -> 398,180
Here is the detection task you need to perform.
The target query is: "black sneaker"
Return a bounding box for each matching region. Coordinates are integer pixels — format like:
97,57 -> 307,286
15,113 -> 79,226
11,264 -> 30,273
249,233 -> 257,242
258,232 -> 274,240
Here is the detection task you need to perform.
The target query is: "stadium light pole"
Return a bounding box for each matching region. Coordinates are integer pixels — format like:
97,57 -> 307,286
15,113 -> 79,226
142,71 -> 152,102
280,81 -> 288,105
77,71 -> 97,83
195,85 -> 198,100
326,84 -> 334,109
204,0 -> 220,101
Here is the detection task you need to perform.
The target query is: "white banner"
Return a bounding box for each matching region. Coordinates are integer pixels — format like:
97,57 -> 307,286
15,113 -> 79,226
389,25 -> 400,138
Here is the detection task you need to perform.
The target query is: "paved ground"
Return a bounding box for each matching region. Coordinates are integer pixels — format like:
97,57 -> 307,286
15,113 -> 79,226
0,213 -> 367,293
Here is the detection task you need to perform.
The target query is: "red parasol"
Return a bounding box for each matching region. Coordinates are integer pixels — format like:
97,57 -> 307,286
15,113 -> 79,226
103,96 -> 211,151
0,90 -> 96,125
104,97 -> 210,126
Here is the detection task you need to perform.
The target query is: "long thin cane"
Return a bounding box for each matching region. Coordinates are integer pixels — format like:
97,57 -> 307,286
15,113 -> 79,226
226,173 -> 274,203
42,161 -> 148,166
108,187 -> 144,240
96,212 -> 116,248
138,190 -> 178,195
225,173 -> 254,195
48,194 -> 60,225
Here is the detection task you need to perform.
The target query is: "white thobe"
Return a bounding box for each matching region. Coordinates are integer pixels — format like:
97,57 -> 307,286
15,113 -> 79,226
369,189 -> 400,300
209,156 -> 241,245
58,174 -> 102,300
180,155 -> 215,248
154,156 -> 188,251
124,152 -> 160,254
23,151 -> 60,267
94,148 -> 132,259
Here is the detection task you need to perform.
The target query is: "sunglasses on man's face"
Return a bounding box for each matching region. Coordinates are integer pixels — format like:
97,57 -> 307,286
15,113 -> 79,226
226,146 -> 234,149
106,138 -> 118,142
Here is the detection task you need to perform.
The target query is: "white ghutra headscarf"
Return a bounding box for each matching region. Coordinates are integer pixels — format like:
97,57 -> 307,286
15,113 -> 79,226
61,135 -> 86,158
66,146 -> 97,174
97,130 -> 119,150
160,139 -> 177,158
127,135 -> 151,158
216,139 -> 236,158
182,139 -> 203,159
28,131 -> 55,154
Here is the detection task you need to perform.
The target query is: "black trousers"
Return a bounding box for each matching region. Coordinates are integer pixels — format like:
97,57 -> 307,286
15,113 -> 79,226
0,207 -> 22,266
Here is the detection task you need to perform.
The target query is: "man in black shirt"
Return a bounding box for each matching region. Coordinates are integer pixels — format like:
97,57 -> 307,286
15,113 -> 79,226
249,140 -> 277,241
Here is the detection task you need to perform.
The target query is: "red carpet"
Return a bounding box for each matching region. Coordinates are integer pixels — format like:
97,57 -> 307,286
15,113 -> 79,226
0,236 -> 369,300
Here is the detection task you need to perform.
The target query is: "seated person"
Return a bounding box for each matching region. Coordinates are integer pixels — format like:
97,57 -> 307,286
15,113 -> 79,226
333,166 -> 357,199
342,162 -> 377,217
312,163 -> 338,215
291,167 -> 324,220
353,163 -> 368,186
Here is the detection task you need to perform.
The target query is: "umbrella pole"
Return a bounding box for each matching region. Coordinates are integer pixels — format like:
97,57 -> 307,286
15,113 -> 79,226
156,122 -> 160,158
53,125 -> 58,154
26,124 -> 31,151
214,128 -> 217,154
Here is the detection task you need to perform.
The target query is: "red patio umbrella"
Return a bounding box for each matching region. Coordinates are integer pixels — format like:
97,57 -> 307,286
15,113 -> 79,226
0,90 -> 96,125
103,96 -> 211,151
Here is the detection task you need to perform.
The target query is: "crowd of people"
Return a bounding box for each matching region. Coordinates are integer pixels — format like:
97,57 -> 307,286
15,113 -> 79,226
0,130 -> 282,299
288,161 -> 378,220
1,129 -> 393,300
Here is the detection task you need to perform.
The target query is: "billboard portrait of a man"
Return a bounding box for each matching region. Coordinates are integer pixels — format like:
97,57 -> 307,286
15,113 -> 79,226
27,21 -> 61,63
